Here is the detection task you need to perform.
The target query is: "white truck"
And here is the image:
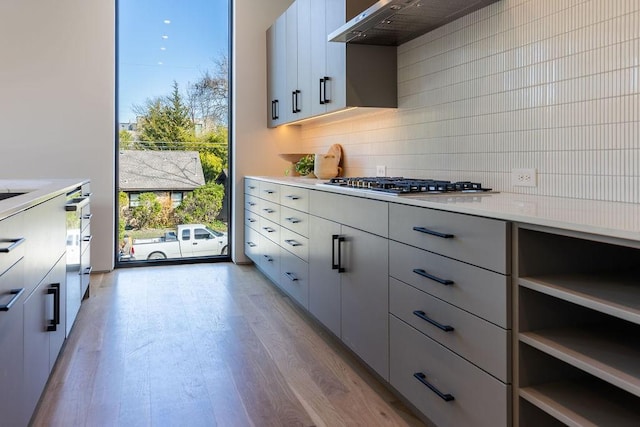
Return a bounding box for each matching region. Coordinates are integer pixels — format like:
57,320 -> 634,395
122,224 -> 228,260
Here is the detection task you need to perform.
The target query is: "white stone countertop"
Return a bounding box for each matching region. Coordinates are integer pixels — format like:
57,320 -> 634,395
0,178 -> 89,221
247,176 -> 640,243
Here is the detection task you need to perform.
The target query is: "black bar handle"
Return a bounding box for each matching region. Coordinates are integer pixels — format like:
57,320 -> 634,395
264,189 -> 276,194
337,236 -> 346,273
412,226 -> 454,239
271,100 -> 276,120
284,217 -> 301,224
413,268 -> 454,285
413,372 -> 455,402
323,76 -> 330,103
292,91 -> 296,114
83,266 -> 93,275
0,288 -> 25,312
262,227 -> 275,233
295,90 -> 301,113
284,239 -> 301,247
82,213 -> 93,220
247,241 -> 256,248
319,78 -> 324,105
263,255 -> 273,262
275,100 -> 279,119
0,237 -> 26,253
247,201 -> 256,207
284,272 -> 298,282
413,310 -> 454,332
285,195 -> 300,200
331,234 -> 339,270
262,208 -> 275,214
247,218 -> 257,223
83,235 -> 93,243
47,283 -> 61,331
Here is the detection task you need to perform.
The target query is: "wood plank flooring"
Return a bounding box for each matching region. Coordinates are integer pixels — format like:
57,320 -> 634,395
32,263 -> 427,426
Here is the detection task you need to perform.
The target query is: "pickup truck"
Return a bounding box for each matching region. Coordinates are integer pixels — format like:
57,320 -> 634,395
122,224 -> 228,260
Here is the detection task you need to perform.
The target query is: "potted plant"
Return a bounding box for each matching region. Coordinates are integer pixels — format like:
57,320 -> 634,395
295,154 -> 315,177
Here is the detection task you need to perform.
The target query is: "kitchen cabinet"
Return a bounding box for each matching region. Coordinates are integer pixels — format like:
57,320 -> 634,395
514,225 -> 640,426
267,0 -> 397,127
308,191 -> 389,380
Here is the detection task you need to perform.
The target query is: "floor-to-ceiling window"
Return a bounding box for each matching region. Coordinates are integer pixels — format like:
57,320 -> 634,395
116,0 -> 230,265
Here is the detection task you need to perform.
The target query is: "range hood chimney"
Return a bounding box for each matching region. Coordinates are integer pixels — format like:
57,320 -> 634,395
328,0 -> 499,46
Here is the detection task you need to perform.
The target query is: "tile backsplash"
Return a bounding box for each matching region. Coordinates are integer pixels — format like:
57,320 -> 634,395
300,0 -> 640,203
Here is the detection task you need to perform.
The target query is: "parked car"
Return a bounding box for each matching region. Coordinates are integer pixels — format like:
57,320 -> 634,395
120,224 -> 228,261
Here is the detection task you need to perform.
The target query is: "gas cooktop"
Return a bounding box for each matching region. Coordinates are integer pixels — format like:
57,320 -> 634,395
320,177 -> 493,195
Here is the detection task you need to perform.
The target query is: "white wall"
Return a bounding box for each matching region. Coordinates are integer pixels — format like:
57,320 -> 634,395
0,0 -> 115,271
232,0 -> 301,263
300,0 -> 640,204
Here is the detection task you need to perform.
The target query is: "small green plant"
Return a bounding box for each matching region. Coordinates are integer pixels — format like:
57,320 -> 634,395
295,154 -> 314,176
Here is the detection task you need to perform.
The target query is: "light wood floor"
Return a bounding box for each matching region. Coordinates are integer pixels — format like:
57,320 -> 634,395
32,263 -> 427,426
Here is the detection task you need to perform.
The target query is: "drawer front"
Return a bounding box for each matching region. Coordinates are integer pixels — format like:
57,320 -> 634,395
259,217 -> 281,244
280,186 -> 309,212
80,244 -> 91,297
0,257 -> 25,309
244,178 -> 259,196
259,236 -> 280,283
390,316 -> 509,427
259,199 -> 280,222
310,191 -> 388,237
279,251 -> 309,309
389,240 -> 509,328
389,203 -> 509,274
390,278 -> 509,382
280,206 -> 309,237
245,209 -> 260,230
244,226 -> 261,264
245,194 -> 261,214
259,181 -> 280,202
0,213 -> 25,276
280,228 -> 309,262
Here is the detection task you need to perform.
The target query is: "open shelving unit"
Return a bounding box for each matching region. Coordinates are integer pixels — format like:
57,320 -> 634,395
514,225 -> 640,426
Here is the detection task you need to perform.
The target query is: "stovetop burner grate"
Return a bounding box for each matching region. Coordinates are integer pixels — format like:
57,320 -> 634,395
325,177 -> 492,194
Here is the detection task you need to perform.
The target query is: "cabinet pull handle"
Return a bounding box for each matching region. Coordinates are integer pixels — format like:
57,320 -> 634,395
82,213 -> 93,220
247,202 -> 256,207
332,235 -> 339,270
271,100 -> 276,120
0,288 -> 25,312
83,235 -> 93,242
263,255 -> 273,262
247,218 -> 257,223
247,241 -> 257,248
284,239 -> 301,247
412,310 -> 454,332
248,185 -> 256,190
285,195 -> 300,200
262,227 -> 275,233
413,268 -> 454,285
83,266 -> 92,275
285,217 -> 300,224
292,91 -> 296,114
0,237 -> 26,253
263,208 -> 275,214
47,283 -> 61,332
83,192 -> 93,197
337,236 -> 345,273
413,373 -> 455,402
319,78 -> 325,105
323,76 -> 330,103
412,226 -> 454,239
285,272 -> 298,282
264,190 -> 275,194
275,100 -> 279,119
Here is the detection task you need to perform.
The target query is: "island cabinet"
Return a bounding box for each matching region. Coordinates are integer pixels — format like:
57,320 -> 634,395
308,191 -> 389,381
514,225 -> 640,426
387,203 -> 511,427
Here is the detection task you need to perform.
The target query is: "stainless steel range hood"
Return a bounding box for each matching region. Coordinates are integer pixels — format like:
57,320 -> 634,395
328,0 -> 499,46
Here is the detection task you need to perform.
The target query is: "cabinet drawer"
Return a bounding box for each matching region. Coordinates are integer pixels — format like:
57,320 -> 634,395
259,181 -> 280,202
389,203 -> 509,274
245,209 -> 260,230
280,186 -> 309,212
259,199 -> 280,222
245,194 -> 261,214
390,278 -> 509,382
389,240 -> 509,328
280,206 -> 309,237
280,228 -> 309,262
0,213 -> 25,276
81,244 -> 91,298
279,251 -> 309,309
245,178 -> 259,196
244,226 -> 261,264
390,316 -> 509,427
310,191 -> 388,237
0,257 -> 25,311
259,217 -> 280,244
259,236 -> 280,283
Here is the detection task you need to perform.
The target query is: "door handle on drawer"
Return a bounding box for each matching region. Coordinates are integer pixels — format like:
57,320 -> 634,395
284,239 -> 301,247
412,310 -> 454,332
263,208 -> 275,214
413,373 -> 455,402
83,235 -> 93,242
83,266 -> 93,275
0,288 -> 25,312
284,272 -> 298,281
247,241 -> 257,247
82,213 -> 93,220
247,218 -> 257,223
263,190 -> 276,195
285,195 -> 300,200
262,227 -> 276,233
247,202 -> 256,206
263,255 -> 273,262
284,217 -> 301,224
412,226 -> 454,239
0,237 -> 26,253
413,269 -> 454,285
47,283 -> 61,332
248,185 -> 256,190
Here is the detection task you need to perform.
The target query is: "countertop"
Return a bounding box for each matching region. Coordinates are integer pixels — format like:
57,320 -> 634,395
0,179 -> 89,221
247,176 -> 640,244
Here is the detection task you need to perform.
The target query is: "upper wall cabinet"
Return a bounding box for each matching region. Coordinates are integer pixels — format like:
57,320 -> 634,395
267,0 -> 397,128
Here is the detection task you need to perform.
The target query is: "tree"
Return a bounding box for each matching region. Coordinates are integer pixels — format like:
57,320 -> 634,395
174,183 -> 224,225
119,130 -> 134,149
130,192 -> 162,229
186,56 -> 229,129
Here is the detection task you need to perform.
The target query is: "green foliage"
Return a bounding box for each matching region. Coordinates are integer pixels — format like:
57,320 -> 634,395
295,154 -> 315,176
174,183 -> 224,226
130,192 -> 163,229
200,152 -> 224,183
119,130 -> 134,149
118,191 -> 129,242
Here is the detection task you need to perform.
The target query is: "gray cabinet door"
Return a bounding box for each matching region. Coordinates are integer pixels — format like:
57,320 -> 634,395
267,14 -> 287,127
341,225 -> 389,381
308,215 -> 341,336
324,0 -> 346,112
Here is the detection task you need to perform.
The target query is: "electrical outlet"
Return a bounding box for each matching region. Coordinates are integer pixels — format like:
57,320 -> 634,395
376,165 -> 386,177
512,168 -> 537,187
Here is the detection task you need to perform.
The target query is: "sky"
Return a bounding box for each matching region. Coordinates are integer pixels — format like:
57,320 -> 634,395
118,0 -> 229,123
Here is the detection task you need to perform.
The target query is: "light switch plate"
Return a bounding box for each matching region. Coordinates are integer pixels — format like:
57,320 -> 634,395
512,168 -> 537,187
376,165 -> 386,177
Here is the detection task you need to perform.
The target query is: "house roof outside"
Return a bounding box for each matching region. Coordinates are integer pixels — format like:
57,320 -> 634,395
119,150 -> 205,192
